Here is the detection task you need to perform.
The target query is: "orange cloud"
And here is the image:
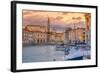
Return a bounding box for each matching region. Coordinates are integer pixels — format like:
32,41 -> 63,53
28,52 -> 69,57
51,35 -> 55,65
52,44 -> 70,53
22,10 -> 90,29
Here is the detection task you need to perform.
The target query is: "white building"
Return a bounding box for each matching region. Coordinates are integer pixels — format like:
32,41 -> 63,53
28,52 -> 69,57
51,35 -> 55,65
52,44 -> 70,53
68,28 -> 86,44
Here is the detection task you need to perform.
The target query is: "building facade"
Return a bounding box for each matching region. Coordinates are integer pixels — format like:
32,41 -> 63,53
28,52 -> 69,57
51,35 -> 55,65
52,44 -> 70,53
68,28 -> 86,44
23,24 -> 87,46
22,25 -> 64,45
22,25 -> 47,45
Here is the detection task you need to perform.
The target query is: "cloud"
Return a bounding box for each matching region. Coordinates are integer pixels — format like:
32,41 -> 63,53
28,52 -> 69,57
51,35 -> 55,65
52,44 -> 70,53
23,15 -> 47,25
22,10 -> 88,31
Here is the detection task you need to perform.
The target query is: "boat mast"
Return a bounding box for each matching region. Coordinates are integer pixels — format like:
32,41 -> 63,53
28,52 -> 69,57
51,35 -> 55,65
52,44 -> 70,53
47,17 -> 50,43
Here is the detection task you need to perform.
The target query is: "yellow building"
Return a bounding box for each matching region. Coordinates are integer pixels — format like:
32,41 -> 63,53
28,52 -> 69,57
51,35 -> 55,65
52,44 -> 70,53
22,25 -> 47,45
22,25 -> 64,45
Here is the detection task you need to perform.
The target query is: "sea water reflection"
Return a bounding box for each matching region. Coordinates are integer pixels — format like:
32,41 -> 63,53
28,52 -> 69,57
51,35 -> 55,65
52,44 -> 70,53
22,45 -> 65,63
22,45 -> 90,63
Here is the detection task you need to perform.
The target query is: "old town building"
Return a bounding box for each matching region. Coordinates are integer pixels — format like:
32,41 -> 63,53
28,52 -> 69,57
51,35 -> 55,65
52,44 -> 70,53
22,25 -> 64,45
68,28 -> 86,44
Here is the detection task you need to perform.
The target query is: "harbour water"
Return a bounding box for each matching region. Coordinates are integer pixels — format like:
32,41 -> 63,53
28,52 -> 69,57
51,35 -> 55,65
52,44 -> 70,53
22,45 -> 90,63
22,45 -> 65,63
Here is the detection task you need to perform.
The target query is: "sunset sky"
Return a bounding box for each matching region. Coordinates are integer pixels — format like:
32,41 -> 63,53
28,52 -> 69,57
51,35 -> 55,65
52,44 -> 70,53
22,10 -> 90,32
